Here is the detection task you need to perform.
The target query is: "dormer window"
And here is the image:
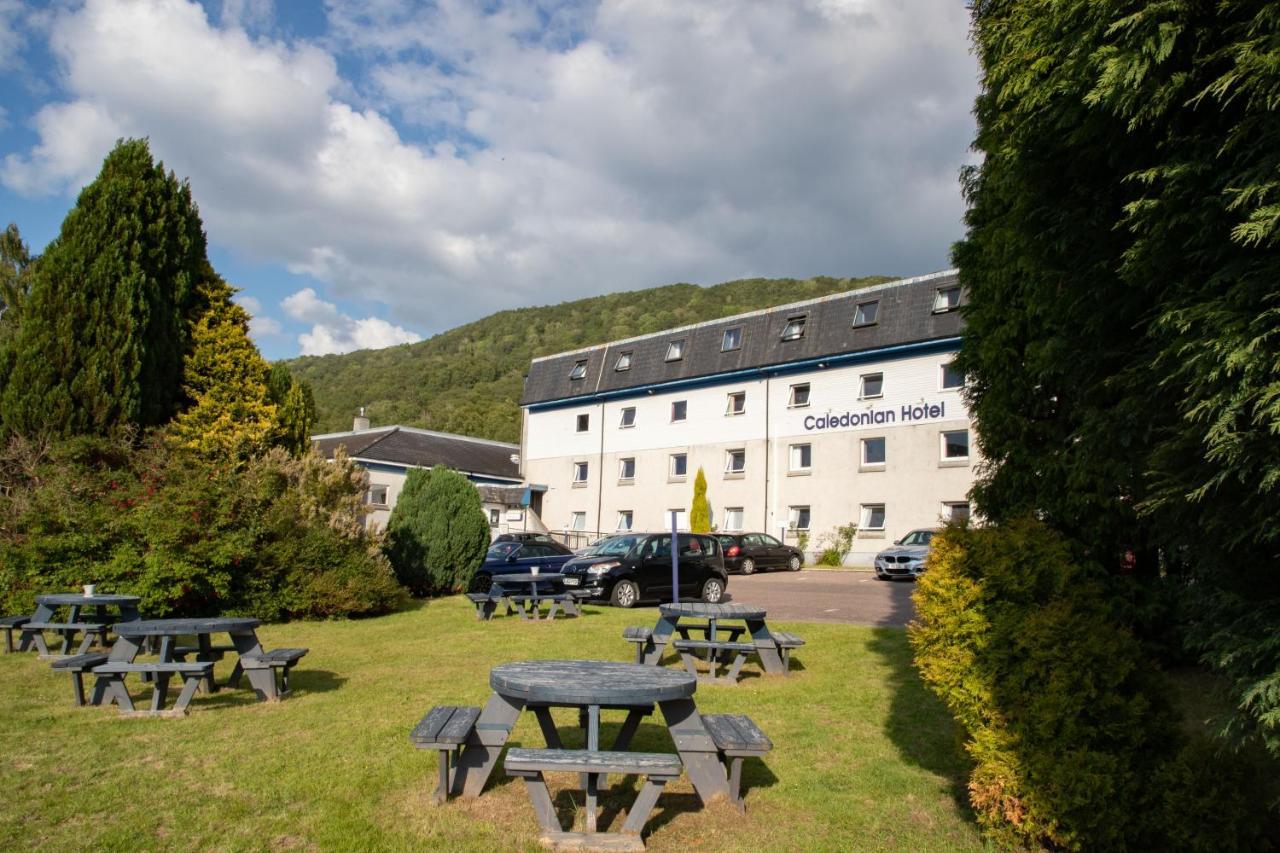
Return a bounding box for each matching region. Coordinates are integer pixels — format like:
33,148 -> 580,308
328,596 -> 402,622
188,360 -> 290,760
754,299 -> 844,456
666,339 -> 686,362
933,286 -> 961,313
614,351 -> 633,371
721,327 -> 742,352
781,315 -> 806,341
853,300 -> 879,327
569,360 -> 588,380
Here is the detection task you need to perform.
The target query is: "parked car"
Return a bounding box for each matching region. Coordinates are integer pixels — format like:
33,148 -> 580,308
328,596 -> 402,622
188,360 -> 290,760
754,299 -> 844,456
470,538 -> 577,592
873,529 -> 940,580
715,532 -> 804,574
494,532 -> 564,545
558,532 -> 728,608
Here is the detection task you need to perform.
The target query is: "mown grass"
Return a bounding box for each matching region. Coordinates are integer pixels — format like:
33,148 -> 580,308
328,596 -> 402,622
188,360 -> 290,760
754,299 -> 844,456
0,598 -> 982,851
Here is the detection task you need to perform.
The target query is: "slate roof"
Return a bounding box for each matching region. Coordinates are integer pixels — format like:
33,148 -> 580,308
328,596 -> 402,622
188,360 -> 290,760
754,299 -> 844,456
312,426 -> 521,481
521,269 -> 963,407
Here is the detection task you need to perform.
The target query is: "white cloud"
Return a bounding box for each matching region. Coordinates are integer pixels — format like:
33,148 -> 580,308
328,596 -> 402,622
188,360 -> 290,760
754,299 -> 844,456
3,0 -> 977,353
234,294 -> 284,338
282,287 -> 419,355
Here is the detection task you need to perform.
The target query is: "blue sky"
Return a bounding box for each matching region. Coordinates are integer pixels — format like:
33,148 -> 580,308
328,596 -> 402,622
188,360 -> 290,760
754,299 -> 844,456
0,0 -> 977,361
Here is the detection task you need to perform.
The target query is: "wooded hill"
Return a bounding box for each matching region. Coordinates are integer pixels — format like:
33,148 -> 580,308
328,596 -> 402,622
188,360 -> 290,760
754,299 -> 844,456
284,274 -> 890,443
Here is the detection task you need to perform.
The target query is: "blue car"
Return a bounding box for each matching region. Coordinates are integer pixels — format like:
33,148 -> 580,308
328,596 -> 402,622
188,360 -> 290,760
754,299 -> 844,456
470,538 -> 578,593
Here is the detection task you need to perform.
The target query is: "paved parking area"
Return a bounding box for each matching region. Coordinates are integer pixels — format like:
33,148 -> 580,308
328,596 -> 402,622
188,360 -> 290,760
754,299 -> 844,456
723,569 -> 917,627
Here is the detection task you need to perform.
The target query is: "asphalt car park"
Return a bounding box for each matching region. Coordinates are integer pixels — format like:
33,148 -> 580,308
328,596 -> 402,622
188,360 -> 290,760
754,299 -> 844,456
722,569 -> 916,627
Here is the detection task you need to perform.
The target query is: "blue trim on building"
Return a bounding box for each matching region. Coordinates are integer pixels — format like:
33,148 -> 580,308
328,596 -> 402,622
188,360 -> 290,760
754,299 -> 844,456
524,336 -> 962,412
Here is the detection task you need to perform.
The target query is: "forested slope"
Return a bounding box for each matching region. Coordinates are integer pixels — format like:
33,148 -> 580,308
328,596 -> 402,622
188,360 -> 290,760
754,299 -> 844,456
285,274 -> 890,443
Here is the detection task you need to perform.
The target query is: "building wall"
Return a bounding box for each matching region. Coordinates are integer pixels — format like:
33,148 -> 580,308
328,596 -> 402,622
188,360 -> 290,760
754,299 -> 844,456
355,462 -> 534,539
522,348 -> 978,564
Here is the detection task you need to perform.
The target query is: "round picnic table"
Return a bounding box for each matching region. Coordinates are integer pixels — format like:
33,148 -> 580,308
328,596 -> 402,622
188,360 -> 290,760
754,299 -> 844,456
114,617 -> 261,636
36,593 -> 141,608
104,617 -> 278,701
658,602 -> 766,621
21,593 -> 142,657
491,659 -> 695,705
489,573 -> 572,620
646,601 -> 787,674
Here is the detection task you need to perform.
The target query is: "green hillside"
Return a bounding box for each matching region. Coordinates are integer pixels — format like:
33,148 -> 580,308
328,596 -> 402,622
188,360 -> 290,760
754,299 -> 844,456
284,275 -> 891,443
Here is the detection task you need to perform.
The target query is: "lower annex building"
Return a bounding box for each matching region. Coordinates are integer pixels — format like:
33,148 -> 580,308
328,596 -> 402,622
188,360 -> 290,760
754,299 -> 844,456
518,269 -> 978,565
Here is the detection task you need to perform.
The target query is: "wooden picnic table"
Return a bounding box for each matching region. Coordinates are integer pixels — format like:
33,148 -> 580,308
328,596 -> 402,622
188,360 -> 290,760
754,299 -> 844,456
20,593 -> 142,657
489,573 -> 577,620
448,659 -> 731,819
103,617 -> 280,702
642,602 -> 787,675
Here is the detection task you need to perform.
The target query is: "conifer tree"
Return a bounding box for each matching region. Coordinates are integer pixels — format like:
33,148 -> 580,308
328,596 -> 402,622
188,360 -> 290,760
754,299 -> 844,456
689,466 -> 711,533
0,139 -> 207,437
0,223 -> 32,336
421,467 -> 490,593
167,277 -> 277,460
385,467 -> 434,594
266,363 -> 317,456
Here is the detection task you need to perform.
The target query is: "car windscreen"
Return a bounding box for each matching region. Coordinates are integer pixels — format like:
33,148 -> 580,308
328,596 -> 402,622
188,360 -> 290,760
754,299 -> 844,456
900,531 -> 935,546
586,535 -> 643,557
486,542 -> 521,559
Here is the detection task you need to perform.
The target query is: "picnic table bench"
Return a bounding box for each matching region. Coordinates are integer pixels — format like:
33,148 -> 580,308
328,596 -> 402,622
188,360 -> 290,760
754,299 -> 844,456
632,603 -> 805,682
702,714 -> 774,811
485,574 -> 579,621
1,615 -> 30,653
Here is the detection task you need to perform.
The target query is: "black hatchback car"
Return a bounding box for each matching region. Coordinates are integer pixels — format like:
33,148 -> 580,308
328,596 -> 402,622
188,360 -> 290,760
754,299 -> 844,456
715,533 -> 804,574
558,532 -> 729,608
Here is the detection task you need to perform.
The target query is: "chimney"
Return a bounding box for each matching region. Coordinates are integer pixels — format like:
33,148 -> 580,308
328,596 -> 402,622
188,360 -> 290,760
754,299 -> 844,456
353,406 -> 371,432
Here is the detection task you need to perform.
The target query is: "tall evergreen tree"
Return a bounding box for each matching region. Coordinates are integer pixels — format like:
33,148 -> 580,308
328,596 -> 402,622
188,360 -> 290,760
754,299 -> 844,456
689,466 -> 711,533
385,467 -> 434,594
0,139 -> 208,437
266,363 -> 317,456
0,223 -> 33,334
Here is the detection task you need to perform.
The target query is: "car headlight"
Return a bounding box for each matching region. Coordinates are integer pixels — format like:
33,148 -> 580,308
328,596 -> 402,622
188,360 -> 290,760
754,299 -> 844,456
587,561 -> 620,575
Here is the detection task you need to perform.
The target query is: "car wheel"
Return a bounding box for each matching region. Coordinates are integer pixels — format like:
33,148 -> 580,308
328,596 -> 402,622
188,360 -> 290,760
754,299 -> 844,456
701,578 -> 725,603
740,558 -> 755,575
610,580 -> 639,608
788,554 -> 802,571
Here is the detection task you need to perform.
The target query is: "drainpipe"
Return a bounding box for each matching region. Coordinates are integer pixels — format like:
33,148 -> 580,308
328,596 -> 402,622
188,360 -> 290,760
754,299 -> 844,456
763,374 -> 771,530
595,400 -> 605,537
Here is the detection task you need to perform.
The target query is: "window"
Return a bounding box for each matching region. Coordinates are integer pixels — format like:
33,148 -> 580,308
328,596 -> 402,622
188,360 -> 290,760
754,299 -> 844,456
366,484 -> 389,506
781,315 -> 807,341
942,429 -> 970,460
853,300 -> 879,327
721,327 -> 742,352
944,502 -> 971,523
941,361 -> 964,390
862,437 -> 886,466
723,507 -> 744,531
665,339 -> 686,361
789,443 -> 812,472
725,449 -> 746,474
569,512 -> 586,531
669,453 -> 687,478
572,461 -> 589,483
788,505 -> 811,530
619,407 -> 636,428
789,383 -> 811,408
488,508 -> 500,526
576,413 -> 589,432
671,400 -> 687,422
669,509 -> 689,531
860,504 -> 886,530
619,457 -> 636,480
615,351 -> 633,372
726,391 -> 746,415
569,359 -> 588,380
617,510 -> 633,531
860,372 -> 884,399
933,285 -> 961,313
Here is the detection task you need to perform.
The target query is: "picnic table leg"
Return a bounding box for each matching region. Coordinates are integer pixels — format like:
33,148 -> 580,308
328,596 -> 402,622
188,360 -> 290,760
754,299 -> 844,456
454,692 -> 523,797
229,630 -> 277,701
610,707 -> 647,751
659,698 -> 730,805
151,673 -> 172,712
749,619 -> 786,674
585,704 -> 600,832
641,613 -> 679,665
531,706 -> 564,748
197,633 -> 218,693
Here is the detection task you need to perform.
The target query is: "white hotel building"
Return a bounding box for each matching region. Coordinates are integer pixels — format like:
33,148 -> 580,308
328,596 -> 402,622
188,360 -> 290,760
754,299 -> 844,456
518,270 -> 978,565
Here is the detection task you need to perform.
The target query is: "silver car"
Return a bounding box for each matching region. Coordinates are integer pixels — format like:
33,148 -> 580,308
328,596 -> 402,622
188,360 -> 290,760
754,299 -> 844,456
874,529 -> 939,580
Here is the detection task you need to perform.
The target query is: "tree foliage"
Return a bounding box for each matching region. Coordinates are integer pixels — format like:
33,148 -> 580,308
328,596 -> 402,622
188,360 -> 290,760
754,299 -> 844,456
0,223 -> 33,340
689,466 -> 710,533
0,139 -> 208,437
955,0 -> 1280,757
384,467 -> 434,594
420,467 -> 491,594
282,275 -> 889,442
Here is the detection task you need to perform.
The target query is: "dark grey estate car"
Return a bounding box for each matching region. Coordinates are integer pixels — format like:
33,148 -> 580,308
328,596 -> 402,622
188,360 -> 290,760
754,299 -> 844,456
873,529 -> 939,580
558,532 -> 728,607
715,533 -> 804,574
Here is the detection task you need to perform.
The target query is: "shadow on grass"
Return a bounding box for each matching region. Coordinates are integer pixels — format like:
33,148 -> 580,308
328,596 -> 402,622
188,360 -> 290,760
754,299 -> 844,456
864,588 -> 974,817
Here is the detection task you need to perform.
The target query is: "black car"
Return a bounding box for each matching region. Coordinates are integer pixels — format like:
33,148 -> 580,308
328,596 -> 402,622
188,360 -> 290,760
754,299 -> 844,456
558,532 -> 728,608
715,533 -> 804,574
470,538 -> 577,593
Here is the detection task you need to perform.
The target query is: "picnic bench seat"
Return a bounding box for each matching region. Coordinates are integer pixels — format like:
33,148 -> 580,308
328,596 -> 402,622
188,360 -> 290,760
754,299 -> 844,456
50,652 -> 110,705
229,648 -> 309,697
500,592 -> 579,621
410,705 -> 482,803
770,630 -> 805,674
622,625 -> 654,663
505,748 -> 682,850
0,615 -> 29,653
91,660 -> 215,717
702,714 -> 773,811
465,592 -> 498,621
671,638 -> 758,685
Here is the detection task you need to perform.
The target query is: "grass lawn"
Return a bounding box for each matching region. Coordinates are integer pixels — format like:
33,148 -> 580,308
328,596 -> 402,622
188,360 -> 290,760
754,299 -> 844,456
0,598 -> 983,851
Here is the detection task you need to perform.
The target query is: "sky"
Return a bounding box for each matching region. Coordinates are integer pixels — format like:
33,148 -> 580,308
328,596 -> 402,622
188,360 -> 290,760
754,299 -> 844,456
0,0 -> 979,360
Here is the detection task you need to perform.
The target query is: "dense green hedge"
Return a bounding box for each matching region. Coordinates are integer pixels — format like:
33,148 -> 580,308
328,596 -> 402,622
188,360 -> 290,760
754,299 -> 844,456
0,434 -> 405,620
385,466 -> 489,595
910,519 -> 1269,850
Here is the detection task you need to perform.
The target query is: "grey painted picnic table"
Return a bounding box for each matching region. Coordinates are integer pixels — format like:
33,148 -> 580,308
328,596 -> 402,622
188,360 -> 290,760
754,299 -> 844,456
20,593 -> 142,657
642,602 -> 787,674
100,617 -> 279,702
489,573 -> 571,620
450,659 -> 731,818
